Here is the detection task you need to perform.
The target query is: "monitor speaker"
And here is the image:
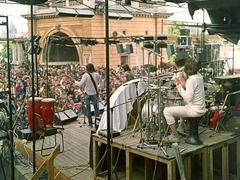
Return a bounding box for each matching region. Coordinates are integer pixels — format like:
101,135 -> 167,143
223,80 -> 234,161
54,109 -> 78,125
126,44 -> 133,54
116,44 -> 124,53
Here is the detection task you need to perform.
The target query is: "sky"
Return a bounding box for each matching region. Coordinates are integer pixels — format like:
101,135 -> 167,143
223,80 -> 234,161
166,3 -> 211,23
0,3 -> 28,33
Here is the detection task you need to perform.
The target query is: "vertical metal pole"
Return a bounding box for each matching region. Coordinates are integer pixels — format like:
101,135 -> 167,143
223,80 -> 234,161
35,53 -> 39,97
30,0 -> 36,173
5,15 -> 15,180
105,0 -> 112,180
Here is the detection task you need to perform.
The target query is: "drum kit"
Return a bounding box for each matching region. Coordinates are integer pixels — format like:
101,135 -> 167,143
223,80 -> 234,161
135,63 -> 233,149
27,97 -> 56,131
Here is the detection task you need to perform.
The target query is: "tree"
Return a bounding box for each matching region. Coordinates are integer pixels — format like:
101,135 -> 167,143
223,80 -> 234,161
168,21 -> 184,36
0,42 -> 12,62
0,41 -> 28,63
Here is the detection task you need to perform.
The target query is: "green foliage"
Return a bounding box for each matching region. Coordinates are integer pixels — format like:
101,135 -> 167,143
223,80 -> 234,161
0,41 -> 28,62
168,21 -> 185,35
0,42 -> 12,61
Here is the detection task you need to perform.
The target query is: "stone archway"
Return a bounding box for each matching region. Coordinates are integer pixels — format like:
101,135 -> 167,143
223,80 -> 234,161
48,32 -> 79,63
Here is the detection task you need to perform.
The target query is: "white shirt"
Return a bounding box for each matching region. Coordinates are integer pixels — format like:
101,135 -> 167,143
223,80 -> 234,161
75,72 -> 104,95
176,73 -> 207,114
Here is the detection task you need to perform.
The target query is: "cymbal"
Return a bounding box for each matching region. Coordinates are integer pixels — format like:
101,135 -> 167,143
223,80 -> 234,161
149,86 -> 160,91
174,59 -> 187,70
213,81 -> 232,93
143,64 -> 157,72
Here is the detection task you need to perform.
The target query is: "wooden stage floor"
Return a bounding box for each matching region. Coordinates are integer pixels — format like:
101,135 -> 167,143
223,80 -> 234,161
17,114 -> 240,180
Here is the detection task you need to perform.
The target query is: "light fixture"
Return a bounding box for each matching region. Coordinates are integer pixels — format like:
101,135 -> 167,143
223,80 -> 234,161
157,41 -> 167,48
143,35 -> 154,41
28,45 -> 42,55
9,0 -> 47,5
34,34 -> 41,42
143,41 -> 154,49
157,34 -> 167,40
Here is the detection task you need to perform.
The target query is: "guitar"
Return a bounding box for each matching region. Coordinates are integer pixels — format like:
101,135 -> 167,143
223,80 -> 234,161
111,70 -> 121,80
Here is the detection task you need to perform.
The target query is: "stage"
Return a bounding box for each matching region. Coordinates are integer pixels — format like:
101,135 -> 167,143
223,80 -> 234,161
13,114 -> 240,180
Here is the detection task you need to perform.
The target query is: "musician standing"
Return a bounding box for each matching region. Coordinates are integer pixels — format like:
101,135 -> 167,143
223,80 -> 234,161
75,63 -> 104,129
163,60 -> 207,143
121,63 -> 135,83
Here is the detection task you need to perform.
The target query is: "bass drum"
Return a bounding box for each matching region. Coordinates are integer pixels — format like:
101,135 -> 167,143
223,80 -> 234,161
141,94 -> 158,122
162,89 -> 183,107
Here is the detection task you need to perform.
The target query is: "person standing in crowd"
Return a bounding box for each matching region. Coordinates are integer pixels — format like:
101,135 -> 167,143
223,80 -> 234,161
121,63 -> 135,83
75,63 -> 104,129
163,60 -> 207,143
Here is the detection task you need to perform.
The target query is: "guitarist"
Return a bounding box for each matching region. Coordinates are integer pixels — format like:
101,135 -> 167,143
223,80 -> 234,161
75,63 -> 104,129
121,63 -> 135,83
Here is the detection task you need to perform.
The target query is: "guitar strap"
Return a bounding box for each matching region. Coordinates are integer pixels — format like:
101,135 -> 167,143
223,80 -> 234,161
87,72 -> 98,95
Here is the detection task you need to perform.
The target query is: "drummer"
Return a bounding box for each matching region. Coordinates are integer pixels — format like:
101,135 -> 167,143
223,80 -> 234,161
163,60 -> 207,143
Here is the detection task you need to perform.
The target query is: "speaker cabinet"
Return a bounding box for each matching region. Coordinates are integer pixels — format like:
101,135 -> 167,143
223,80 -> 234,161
177,36 -> 192,46
219,107 -> 240,132
116,44 -> 124,53
126,44 -> 133,54
167,44 -> 174,56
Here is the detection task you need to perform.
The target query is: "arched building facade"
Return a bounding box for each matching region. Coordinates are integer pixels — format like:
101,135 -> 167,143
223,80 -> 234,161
22,1 -> 172,68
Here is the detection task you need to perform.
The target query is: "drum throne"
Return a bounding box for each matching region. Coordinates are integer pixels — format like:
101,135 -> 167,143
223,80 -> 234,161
185,116 -> 203,145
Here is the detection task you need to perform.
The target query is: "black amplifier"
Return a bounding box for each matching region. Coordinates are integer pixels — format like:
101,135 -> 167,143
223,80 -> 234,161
214,75 -> 240,106
214,75 -> 240,92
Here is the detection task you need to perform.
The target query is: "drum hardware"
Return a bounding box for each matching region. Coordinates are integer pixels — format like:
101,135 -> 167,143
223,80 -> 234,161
209,90 -> 240,137
136,76 -> 169,156
204,82 -> 216,98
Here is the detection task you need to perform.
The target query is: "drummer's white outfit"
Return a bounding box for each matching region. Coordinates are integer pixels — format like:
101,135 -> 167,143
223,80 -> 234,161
164,73 -> 207,125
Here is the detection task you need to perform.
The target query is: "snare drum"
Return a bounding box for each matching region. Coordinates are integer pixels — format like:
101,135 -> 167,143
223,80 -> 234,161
27,97 -> 42,131
41,98 -> 55,125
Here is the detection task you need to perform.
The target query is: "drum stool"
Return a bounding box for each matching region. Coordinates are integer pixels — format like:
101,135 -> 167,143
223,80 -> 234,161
185,116 -> 203,145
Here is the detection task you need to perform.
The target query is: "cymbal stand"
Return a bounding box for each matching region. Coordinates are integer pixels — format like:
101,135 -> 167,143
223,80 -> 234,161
156,76 -> 169,157
141,92 -> 158,144
209,90 -> 240,137
133,81 -> 159,150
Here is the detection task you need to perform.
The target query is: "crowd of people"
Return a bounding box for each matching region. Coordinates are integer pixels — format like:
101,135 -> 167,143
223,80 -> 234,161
0,60 -> 166,129
0,58 -> 208,144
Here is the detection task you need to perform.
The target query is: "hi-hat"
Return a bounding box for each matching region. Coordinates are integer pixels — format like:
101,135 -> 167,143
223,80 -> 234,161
213,80 -> 232,93
143,64 -> 157,72
174,59 -> 187,70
